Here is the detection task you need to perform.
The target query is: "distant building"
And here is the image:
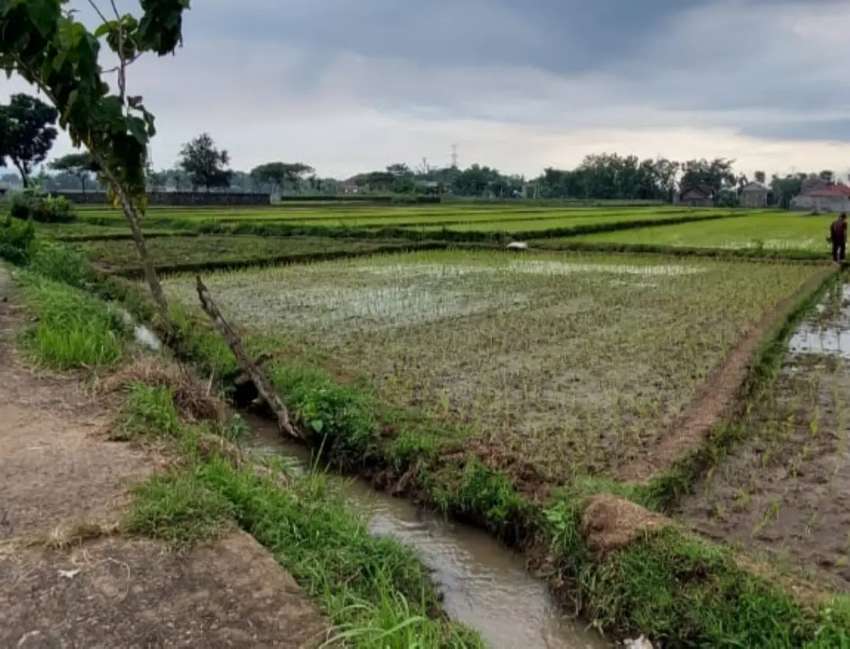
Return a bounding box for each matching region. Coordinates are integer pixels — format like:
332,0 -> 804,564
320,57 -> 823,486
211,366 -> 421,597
791,181 -> 850,213
679,184 -> 714,207
739,181 -> 769,208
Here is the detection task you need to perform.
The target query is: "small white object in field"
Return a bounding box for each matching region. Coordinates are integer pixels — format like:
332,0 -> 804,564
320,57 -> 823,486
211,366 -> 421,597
58,568 -> 81,579
506,241 -> 529,251
623,636 -> 654,649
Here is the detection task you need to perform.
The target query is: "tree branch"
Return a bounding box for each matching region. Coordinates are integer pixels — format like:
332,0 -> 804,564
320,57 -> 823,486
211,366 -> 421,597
195,276 -> 304,441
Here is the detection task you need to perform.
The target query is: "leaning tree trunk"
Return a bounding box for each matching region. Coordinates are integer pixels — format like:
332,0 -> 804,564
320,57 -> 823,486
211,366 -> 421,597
195,276 -> 304,440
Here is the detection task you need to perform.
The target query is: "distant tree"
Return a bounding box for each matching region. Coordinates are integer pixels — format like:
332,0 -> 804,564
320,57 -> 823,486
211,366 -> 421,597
250,162 -> 314,195
770,173 -> 805,209
652,158 -> 680,201
250,162 -> 286,194
386,163 -> 412,177
754,170 -> 766,184
281,163 -> 314,193
819,169 -> 835,184
50,152 -> 100,194
680,158 -> 736,195
146,168 -> 170,192
0,94 -> 59,188
179,133 -> 233,191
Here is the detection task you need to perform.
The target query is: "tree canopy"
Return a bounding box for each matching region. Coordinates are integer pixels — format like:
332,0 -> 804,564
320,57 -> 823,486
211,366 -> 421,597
536,154 -> 679,201
680,158 -> 736,194
250,161 -> 314,194
179,133 -> 232,191
0,0 -> 191,320
0,0 -> 190,202
49,152 -> 100,193
0,94 -> 58,187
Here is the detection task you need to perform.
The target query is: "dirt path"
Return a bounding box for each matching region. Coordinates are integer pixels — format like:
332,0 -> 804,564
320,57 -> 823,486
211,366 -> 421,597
0,266 -> 329,648
620,268 -> 834,483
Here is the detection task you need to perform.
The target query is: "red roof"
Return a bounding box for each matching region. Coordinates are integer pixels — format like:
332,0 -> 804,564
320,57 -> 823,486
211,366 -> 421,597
806,183 -> 850,198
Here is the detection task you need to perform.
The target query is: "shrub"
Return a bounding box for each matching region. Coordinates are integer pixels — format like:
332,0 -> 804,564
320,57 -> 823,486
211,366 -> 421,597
0,216 -> 35,264
9,190 -> 76,223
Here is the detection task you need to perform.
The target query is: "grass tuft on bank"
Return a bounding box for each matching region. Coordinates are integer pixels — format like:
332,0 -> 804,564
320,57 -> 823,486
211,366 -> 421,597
19,273 -> 126,370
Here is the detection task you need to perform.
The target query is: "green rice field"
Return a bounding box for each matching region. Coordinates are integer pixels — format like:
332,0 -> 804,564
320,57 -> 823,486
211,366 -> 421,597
163,249 -> 823,483
67,203 -> 734,238
540,211 -> 836,256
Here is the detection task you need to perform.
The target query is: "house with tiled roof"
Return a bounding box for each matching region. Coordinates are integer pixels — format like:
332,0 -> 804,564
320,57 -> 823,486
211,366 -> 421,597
791,180 -> 850,213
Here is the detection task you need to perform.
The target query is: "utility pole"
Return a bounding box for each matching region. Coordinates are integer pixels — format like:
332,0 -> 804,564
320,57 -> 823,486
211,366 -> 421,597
451,144 -> 459,169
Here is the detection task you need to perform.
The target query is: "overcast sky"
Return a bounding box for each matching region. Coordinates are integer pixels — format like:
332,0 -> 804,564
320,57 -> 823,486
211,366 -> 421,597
3,0 -> 850,179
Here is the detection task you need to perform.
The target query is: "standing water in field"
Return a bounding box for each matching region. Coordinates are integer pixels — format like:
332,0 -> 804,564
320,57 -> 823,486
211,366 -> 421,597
245,416 -> 607,649
788,283 -> 850,359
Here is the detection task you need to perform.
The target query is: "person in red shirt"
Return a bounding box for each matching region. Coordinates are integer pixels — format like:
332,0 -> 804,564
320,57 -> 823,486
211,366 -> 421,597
830,213 -> 848,264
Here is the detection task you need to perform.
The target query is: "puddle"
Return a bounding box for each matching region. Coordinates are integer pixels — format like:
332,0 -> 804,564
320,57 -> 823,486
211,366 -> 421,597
244,416 -> 607,649
788,284 -> 850,359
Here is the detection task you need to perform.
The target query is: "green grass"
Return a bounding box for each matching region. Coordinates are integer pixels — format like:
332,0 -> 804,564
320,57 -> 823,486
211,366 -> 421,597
544,497 -> 850,647
121,383 -> 481,648
113,382 -> 182,441
66,204 -> 742,240
19,273 -> 126,369
126,468 -> 235,549
164,249 -> 824,483
543,212 -> 836,257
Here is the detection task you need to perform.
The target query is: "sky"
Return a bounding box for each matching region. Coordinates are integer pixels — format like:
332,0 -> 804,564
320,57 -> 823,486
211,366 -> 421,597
3,0 -> 850,180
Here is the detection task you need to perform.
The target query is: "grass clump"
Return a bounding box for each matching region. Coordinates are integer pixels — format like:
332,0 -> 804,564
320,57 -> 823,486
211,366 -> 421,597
271,364 -> 379,464
427,458 -> 529,535
114,382 -> 182,441
126,468 -> 234,549
20,274 -> 126,369
28,241 -> 93,288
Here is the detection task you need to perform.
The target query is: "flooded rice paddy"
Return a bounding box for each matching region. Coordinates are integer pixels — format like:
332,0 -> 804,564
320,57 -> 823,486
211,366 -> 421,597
166,249 -> 823,482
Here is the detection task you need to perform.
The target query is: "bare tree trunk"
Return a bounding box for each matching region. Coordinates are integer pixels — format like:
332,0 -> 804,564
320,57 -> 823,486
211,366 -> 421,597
195,276 -> 303,440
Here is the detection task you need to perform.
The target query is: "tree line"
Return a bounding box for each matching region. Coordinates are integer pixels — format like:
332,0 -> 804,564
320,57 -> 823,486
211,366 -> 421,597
1,92 -> 846,205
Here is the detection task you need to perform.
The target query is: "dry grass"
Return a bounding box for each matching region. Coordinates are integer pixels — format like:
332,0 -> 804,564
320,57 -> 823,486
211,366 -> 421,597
101,355 -> 223,423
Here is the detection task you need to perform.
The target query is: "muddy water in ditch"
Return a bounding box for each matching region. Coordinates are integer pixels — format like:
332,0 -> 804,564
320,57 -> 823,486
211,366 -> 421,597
245,417 -> 607,649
